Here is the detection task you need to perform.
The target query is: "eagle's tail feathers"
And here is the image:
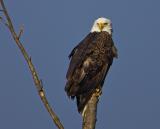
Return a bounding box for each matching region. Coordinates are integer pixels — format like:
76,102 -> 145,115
76,91 -> 93,114
65,80 -> 79,98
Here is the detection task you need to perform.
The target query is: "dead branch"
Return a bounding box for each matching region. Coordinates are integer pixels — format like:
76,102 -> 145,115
82,93 -> 99,129
0,0 -> 64,129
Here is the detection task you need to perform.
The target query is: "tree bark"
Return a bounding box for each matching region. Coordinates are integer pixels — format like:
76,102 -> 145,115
82,93 -> 99,129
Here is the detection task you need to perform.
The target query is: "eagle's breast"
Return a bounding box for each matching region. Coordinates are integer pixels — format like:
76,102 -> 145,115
90,32 -> 112,66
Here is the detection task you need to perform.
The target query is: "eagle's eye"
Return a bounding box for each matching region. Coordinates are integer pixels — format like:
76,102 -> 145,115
104,23 -> 108,26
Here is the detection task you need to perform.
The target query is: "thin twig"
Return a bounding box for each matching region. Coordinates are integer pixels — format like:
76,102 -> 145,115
18,25 -> 24,39
82,93 -> 99,129
0,1 -> 64,129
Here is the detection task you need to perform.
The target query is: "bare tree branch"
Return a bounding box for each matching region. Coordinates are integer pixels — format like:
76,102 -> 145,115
0,1 -> 64,129
82,93 -> 99,129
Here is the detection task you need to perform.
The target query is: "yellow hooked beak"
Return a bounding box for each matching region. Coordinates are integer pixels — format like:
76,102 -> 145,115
97,23 -> 105,31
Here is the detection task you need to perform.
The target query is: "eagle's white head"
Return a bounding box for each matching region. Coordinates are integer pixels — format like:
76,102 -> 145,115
91,17 -> 112,35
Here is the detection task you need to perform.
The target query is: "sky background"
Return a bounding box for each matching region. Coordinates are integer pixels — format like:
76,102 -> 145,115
0,0 -> 160,129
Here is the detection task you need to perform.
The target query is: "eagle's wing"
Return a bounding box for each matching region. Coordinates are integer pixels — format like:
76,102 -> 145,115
66,33 -> 96,80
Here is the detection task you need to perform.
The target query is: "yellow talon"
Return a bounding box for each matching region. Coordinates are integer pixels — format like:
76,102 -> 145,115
95,88 -> 102,97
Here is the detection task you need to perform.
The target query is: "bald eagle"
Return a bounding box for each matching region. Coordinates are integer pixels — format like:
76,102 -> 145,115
65,17 -> 118,114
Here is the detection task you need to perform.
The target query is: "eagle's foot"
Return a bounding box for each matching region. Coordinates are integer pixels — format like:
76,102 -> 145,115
95,88 -> 102,97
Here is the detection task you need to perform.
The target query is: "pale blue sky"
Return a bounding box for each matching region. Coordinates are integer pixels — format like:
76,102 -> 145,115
0,0 -> 160,129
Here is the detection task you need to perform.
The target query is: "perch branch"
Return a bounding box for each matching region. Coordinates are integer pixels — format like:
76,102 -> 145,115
82,93 -> 99,129
0,1 -> 64,129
